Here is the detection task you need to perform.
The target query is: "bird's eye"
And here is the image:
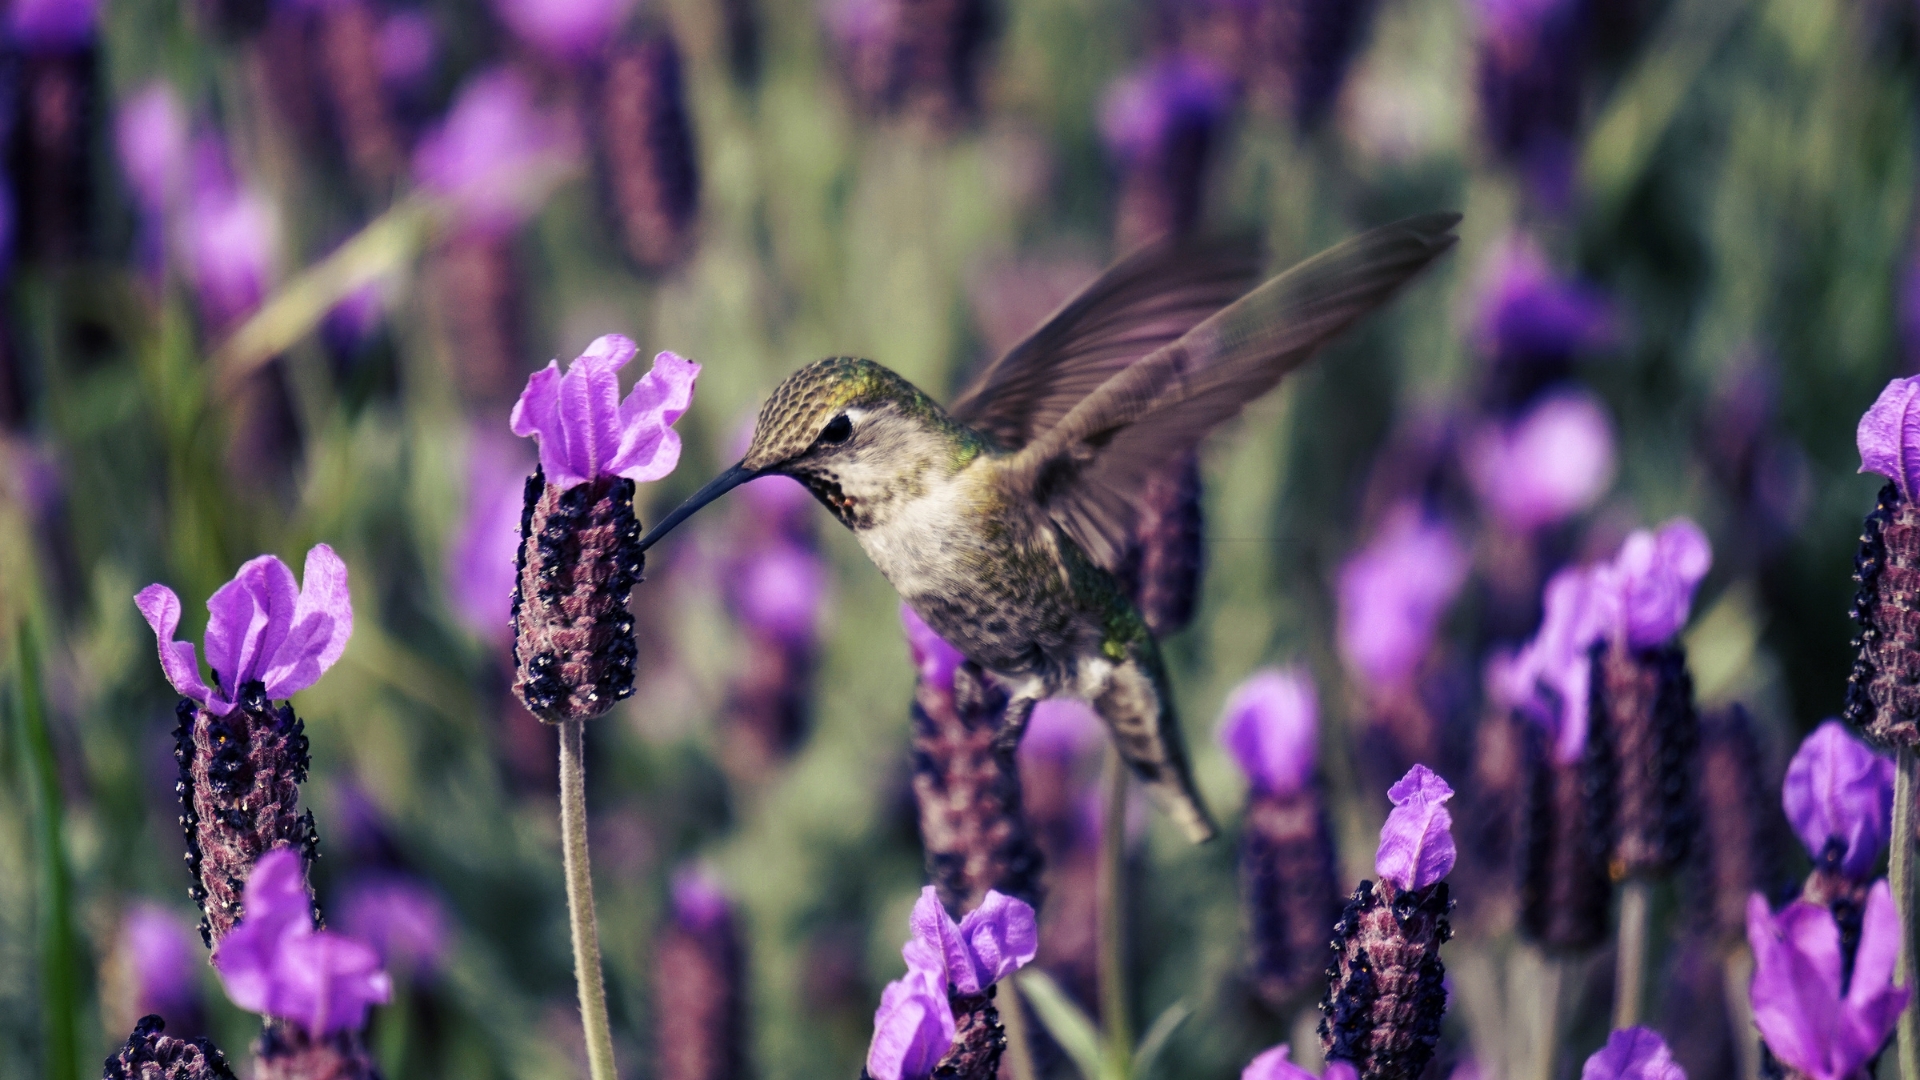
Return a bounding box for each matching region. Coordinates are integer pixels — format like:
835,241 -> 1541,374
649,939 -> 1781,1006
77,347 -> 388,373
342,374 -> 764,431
819,414 -> 853,445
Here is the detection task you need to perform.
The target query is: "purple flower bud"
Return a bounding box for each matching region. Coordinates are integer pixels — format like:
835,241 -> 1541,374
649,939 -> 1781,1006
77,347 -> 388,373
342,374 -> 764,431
213,848 -> 392,1037
449,428 -> 538,643
1217,667 -> 1320,798
1858,377 -> 1920,502
1487,564 -> 1610,765
492,0 -> 636,61
1747,882 -> 1907,1080
1336,506 -> 1469,692
1473,235 -> 1617,367
413,69 -> 579,236
179,137 -> 278,331
335,874 -> 451,977
116,82 -> 188,215
1580,1028 -> 1686,1080
901,604 -> 964,693
1598,641 -> 1696,879
1465,389 -> 1616,532
8,0 -> 96,49
670,864 -> 732,934
1374,765 -> 1456,891
903,886 -> 1037,996
865,967 -> 955,1080
1242,1044 -> 1360,1080
510,337 -> 698,490
103,1016 -> 236,1080
136,546 -> 353,717
122,904 -> 202,1026
1597,519 -> 1711,648
1783,721 -> 1894,881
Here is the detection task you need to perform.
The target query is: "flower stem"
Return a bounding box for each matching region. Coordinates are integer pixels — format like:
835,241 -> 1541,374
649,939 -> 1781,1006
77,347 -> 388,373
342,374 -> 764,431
1612,878 -> 1652,1029
1000,976 -> 1039,1080
1097,747 -> 1133,1062
1893,746 -> 1918,1080
1722,945 -> 1760,1080
559,718 -> 618,1080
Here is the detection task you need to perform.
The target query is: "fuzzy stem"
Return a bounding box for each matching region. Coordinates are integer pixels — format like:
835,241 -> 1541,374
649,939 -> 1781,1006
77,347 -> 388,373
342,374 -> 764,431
1613,878 -> 1652,1029
1000,975 -> 1039,1080
1097,747 -> 1133,1059
1894,747 -> 1917,1080
560,718 -> 618,1080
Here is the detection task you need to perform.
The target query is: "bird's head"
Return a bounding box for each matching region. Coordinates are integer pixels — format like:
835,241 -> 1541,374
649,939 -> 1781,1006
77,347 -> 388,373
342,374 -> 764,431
638,357 -> 975,549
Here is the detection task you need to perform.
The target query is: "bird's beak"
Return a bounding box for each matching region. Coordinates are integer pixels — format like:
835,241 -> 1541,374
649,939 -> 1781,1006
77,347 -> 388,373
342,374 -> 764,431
636,461 -> 760,552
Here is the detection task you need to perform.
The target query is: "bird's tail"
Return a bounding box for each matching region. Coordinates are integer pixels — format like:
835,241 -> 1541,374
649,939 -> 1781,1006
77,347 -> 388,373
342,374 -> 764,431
1093,652 -> 1218,844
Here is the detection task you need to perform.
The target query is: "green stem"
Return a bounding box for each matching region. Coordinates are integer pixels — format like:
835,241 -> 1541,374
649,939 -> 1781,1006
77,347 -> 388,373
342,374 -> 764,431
1613,878 -> 1652,1029
559,719 -> 618,1080
1722,946 -> 1760,1080
1893,747 -> 1917,1080
999,974 -> 1039,1080
16,625 -> 79,1080
1097,747 -> 1132,1066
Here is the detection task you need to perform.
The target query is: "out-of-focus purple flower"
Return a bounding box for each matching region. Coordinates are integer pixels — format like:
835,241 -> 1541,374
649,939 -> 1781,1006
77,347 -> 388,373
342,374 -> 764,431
1580,1027 -> 1685,1080
1336,505 -> 1469,691
336,874 -> 451,977
181,137 -> 277,331
1098,53 -> 1235,166
1594,518 -> 1712,648
122,903 -> 201,1022
213,848 -> 392,1037
1783,721 -> 1894,880
136,545 -> 353,716
378,10 -> 438,91
671,864 -> 732,933
413,69 -> 579,236
1216,666 -> 1319,798
1472,0 -> 1580,195
1858,376 -> 1920,502
1486,563 -> 1611,763
509,335 -> 699,489
492,0 -> 636,62
116,83 -> 188,214
902,886 -> 1038,995
8,0 -> 96,49
1241,1044 -> 1361,1080
1473,235 -> 1617,366
1465,389 -> 1616,531
1020,698 -> 1105,763
866,966 -> 954,1080
1747,881 -> 1907,1080
730,540 -> 826,645
449,428 -> 535,643
322,282 -> 387,354
901,604 -> 963,693
1374,764 -> 1455,891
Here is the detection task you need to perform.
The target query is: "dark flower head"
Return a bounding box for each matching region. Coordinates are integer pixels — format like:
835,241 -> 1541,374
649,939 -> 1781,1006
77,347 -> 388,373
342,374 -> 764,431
1217,666 -> 1319,798
1473,235 -> 1617,367
1580,1028 -> 1686,1080
1747,882 -> 1906,1080
103,1016 -> 237,1080
1242,1044 -> 1359,1080
1465,389 -> 1616,532
212,848 -> 391,1037
1374,765 -> 1456,891
136,545 -> 353,716
1858,376 -> 1920,502
335,874 -> 451,978
413,69 -> 580,236
1783,721 -> 1893,881
510,335 -> 698,490
491,0 -> 636,61
1336,505 -> 1469,692
121,904 -> 202,1026
1099,54 -> 1235,166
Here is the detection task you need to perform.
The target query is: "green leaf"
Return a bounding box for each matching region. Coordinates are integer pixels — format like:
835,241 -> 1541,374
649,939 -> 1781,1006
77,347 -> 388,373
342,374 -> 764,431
15,624 -> 81,1080
1015,970 -> 1107,1080
1129,999 -> 1192,1080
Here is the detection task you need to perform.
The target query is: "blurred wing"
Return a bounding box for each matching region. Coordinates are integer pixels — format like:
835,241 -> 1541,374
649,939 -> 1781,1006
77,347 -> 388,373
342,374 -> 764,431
1010,213 -> 1462,570
948,238 -> 1264,449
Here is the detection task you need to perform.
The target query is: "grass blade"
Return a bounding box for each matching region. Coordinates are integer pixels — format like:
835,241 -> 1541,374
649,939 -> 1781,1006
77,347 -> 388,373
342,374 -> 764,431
1016,969 -> 1107,1080
15,624 -> 81,1080
1129,999 -> 1192,1080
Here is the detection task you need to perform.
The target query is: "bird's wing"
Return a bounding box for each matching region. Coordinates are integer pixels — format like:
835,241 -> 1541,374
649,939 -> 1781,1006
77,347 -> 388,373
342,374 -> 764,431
1007,212 -> 1461,570
947,238 -> 1264,450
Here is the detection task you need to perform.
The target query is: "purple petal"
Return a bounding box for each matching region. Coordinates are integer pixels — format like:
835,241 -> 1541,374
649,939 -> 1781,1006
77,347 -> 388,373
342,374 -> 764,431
609,350 -> 700,483
1747,894 -> 1846,1077
122,904 -> 201,1021
954,890 -> 1038,987
491,0 -> 637,61
865,967 -> 956,1080
116,82 -> 187,214
1465,390 -> 1616,531
1216,666 -> 1320,797
511,361 -> 579,485
203,555 -> 299,699
212,848 -> 315,1016
411,69 -> 578,236
8,0 -> 97,49
261,545 -> 353,700
1838,884 -> 1907,1073
670,865 -> 732,934
1858,377 -> 1920,502
271,929 -> 392,1036
1499,565 -> 1613,764
448,428 -> 536,642
1601,519 -> 1712,648
1099,53 -> 1233,165
1472,235 -> 1618,365
1580,1027 -> 1685,1080
731,541 -> 827,645
1020,699 -> 1105,763
1336,505 -> 1469,691
1324,1064 -> 1359,1080
1241,1044 -> 1317,1080
135,584 -> 214,708
901,605 -> 964,692
1374,765 -> 1456,890
336,874 -> 451,976
1782,721 -> 1894,880
906,887 -> 976,992
557,341 -> 623,484
184,179 -> 276,331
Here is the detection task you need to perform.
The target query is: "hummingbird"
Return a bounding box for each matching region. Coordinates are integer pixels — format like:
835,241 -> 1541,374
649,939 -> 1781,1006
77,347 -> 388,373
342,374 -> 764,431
638,213 -> 1460,842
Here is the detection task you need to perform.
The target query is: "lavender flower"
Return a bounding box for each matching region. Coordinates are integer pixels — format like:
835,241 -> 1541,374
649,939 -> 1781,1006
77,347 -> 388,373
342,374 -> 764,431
1783,721 -> 1893,882
182,138 -> 278,331
103,1016 -> 237,1080
1473,234 -> 1616,374
8,0 -> 97,48
335,874 -> 451,977
413,69 -> 579,237
721,530 -> 827,775
492,0 -> 636,61
509,337 -> 697,722
1847,382 -> 1920,745
866,966 -> 955,1080
824,0 -> 993,127
1696,705 -> 1782,945
1117,452 -> 1206,635
1856,377 -> 1920,501
729,541 -> 826,649
656,866 -> 746,1080
903,604 -> 964,692
116,82 -> 188,215
213,848 -> 392,1037
1472,0 -> 1581,201
1336,506 -> 1470,694
1595,520 -> 1712,649
121,904 -> 203,1030
1321,766 -> 1455,1079
594,30 -> 701,271
1486,563 -> 1610,764
1100,54 -> 1235,246
1581,1028 -> 1686,1080
1747,882 -> 1907,1080
449,427 -> 536,644
903,886 -> 1039,993
866,887 -> 1036,1080
1243,1044 -> 1360,1080
1465,389 -> 1615,533
1218,667 -> 1319,797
